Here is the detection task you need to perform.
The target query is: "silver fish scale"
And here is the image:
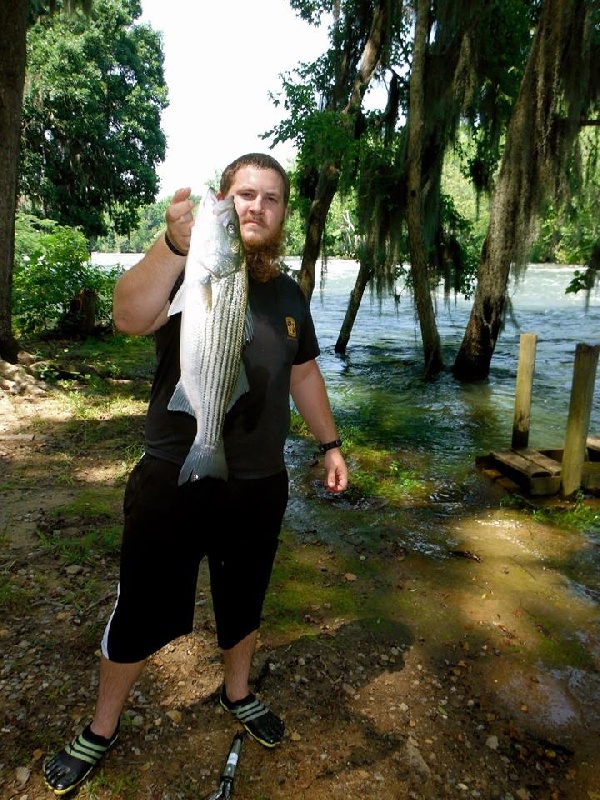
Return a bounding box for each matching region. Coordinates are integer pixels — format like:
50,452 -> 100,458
167,189 -> 249,484
196,271 -> 247,444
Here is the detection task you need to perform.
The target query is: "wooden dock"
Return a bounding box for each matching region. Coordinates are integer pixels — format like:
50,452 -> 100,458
477,438 -> 600,496
478,337 -> 599,497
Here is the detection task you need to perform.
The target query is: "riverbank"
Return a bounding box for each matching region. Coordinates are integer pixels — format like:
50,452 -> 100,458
1,349 -> 600,800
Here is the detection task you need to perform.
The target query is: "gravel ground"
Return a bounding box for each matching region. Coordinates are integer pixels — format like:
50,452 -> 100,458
2,355 -> 600,800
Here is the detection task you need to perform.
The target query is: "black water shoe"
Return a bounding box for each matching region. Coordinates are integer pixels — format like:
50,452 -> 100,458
219,686 -> 284,747
43,722 -> 120,795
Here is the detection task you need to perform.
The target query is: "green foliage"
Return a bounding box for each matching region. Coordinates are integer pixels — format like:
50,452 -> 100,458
13,213 -> 121,336
20,0 -> 167,238
322,191 -> 360,258
279,206 -> 307,258
531,494 -> 600,535
460,0 -> 536,194
501,491 -> 600,536
96,196 -> 173,253
530,209 -> 598,266
530,129 -> 600,265
437,193 -> 481,300
565,267 -> 598,294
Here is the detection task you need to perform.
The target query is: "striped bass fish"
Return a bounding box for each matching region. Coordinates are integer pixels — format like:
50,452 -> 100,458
167,188 -> 251,485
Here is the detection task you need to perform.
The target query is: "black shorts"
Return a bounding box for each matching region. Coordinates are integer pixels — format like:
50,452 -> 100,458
101,454 -> 288,662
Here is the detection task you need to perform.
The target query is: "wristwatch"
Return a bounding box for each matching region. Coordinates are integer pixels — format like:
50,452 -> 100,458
318,438 -> 342,454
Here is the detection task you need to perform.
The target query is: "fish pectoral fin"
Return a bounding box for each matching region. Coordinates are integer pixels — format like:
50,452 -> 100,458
168,285 -> 186,316
227,363 -> 250,413
167,380 -> 196,417
169,277 -> 213,316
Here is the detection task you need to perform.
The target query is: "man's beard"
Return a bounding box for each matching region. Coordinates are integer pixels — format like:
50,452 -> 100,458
244,226 -> 285,283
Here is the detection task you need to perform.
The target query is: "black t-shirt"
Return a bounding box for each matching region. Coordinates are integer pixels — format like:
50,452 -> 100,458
144,272 -> 320,479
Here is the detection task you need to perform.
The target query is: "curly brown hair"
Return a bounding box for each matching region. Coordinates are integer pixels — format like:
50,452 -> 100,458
219,153 -> 290,206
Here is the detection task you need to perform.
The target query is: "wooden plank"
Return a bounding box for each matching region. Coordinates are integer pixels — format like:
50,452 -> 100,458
490,449 -> 553,478
539,442 -> 600,459
529,475 -> 562,496
512,333 -> 537,449
516,449 -> 562,475
540,447 -> 565,463
562,343 -> 599,496
476,452 -> 560,495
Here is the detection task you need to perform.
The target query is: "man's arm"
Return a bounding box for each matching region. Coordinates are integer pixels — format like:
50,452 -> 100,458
113,187 -> 195,335
290,359 -> 348,493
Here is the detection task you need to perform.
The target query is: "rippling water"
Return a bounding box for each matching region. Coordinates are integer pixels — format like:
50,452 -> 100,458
301,259 -> 600,476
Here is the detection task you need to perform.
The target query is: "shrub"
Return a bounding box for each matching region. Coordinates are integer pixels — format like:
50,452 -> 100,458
13,214 -> 122,336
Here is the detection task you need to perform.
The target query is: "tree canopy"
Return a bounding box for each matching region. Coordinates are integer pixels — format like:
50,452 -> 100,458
19,0 -> 167,239
268,0 -> 599,380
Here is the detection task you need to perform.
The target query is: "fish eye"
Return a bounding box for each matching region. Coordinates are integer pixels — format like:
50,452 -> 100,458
227,223 -> 236,236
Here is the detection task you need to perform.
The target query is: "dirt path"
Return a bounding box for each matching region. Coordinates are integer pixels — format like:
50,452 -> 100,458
1,357 -> 600,800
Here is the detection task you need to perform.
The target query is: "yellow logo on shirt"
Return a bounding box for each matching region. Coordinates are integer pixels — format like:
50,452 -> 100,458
285,317 -> 297,338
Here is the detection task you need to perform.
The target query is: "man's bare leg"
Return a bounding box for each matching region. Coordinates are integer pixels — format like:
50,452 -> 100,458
43,656 -> 145,794
91,655 -> 146,737
220,630 -> 284,747
222,630 -> 257,702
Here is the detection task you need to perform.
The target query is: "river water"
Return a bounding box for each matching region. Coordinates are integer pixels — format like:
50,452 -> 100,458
304,259 -> 600,477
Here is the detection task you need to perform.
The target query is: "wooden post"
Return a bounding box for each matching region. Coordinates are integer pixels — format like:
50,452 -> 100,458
511,333 -> 537,450
561,343 -> 600,497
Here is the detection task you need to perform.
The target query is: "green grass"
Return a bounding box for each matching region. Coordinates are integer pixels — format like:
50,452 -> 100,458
37,526 -> 122,564
0,573 -> 30,611
26,333 -> 157,380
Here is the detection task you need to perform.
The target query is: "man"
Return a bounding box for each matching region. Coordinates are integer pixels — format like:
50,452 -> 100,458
43,153 -> 348,795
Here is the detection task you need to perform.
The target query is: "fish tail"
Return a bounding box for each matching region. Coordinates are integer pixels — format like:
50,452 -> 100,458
177,441 -> 228,485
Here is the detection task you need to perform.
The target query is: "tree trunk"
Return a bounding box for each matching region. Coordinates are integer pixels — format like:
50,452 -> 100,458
57,289 -> 98,338
299,166 -> 341,299
405,0 -> 443,378
0,0 -> 28,363
453,0 -> 590,382
298,0 -> 389,302
335,259 -> 374,355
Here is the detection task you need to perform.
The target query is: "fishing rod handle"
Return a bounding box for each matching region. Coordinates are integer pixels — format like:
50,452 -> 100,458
221,731 -> 244,780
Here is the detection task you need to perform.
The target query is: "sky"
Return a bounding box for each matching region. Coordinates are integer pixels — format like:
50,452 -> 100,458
139,1 -> 330,198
